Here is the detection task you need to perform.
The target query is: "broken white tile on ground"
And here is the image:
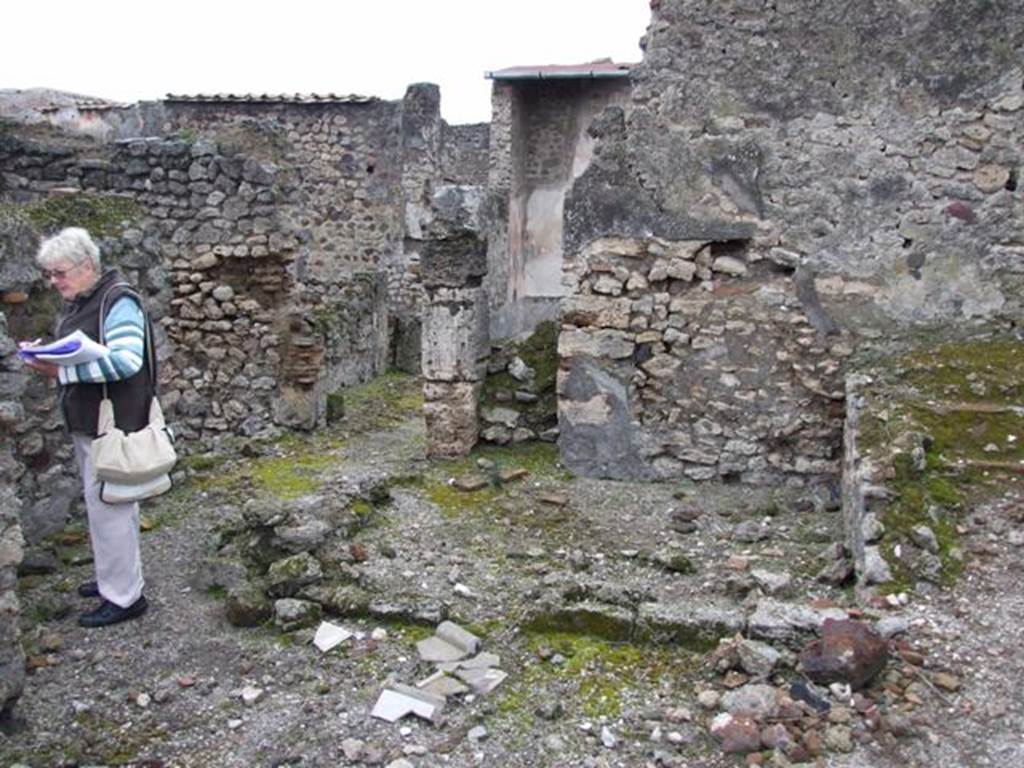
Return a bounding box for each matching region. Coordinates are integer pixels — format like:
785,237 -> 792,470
371,682 -> 446,724
455,666 -> 507,695
416,620 -> 482,662
416,670 -> 470,697
436,621 -> 480,654
313,621 -> 353,653
416,635 -> 470,663
458,651 -> 500,670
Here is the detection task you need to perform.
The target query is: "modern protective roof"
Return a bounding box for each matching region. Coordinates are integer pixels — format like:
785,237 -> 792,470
485,60 -> 633,81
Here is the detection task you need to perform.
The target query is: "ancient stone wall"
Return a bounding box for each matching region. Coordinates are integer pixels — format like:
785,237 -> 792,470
0,130 -> 385,540
559,234 -> 845,482
486,78 -> 631,340
441,123 -> 489,187
154,98 -> 406,287
417,185 -> 489,458
1,85 -> 490,541
153,90 -> 488,374
0,131 -> 305,432
560,0 -> 1024,483
0,313 -> 26,717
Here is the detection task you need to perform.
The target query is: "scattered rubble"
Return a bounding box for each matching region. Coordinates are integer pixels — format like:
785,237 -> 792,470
312,620 -> 353,653
371,682 -> 446,724
415,621 -> 481,662
797,618 -> 888,690
371,621 -> 507,725
7,378 -> 1024,765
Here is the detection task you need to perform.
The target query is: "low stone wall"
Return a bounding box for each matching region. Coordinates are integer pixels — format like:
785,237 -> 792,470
841,374 -> 896,590
841,337 -> 1024,594
480,321 -> 558,445
558,235 -> 847,483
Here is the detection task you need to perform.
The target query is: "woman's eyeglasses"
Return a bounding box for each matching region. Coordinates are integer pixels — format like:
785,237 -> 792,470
42,265 -> 78,280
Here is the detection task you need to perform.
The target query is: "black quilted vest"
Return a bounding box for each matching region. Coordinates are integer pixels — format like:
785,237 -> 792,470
57,269 -> 154,437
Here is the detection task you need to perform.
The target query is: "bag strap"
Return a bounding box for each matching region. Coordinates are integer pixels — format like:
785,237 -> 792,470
98,281 -> 159,402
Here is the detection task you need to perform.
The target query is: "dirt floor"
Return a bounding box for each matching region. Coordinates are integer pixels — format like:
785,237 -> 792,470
3,375 -> 1023,768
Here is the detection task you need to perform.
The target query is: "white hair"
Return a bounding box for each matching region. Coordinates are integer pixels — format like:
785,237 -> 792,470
36,227 -> 101,271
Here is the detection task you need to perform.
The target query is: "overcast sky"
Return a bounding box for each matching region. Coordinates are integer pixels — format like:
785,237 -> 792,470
4,1 -> 651,124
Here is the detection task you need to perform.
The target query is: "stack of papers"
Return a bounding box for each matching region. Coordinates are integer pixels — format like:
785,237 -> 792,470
18,329 -> 109,366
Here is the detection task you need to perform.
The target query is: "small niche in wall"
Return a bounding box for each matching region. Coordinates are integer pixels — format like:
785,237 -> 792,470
709,239 -> 750,260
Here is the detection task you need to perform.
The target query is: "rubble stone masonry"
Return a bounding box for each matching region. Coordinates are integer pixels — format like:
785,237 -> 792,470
0,88 -> 488,543
560,0 -> 1023,483
0,313 -> 25,717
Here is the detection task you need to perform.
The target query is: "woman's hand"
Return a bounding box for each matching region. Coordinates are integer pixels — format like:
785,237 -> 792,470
19,340 -> 59,378
22,357 -> 59,378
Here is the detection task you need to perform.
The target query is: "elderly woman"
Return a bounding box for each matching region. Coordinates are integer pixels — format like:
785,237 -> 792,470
21,227 -> 150,628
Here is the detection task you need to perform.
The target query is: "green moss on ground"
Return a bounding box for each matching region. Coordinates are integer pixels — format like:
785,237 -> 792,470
898,340 -> 1024,403
338,371 -> 423,432
181,452 -> 228,473
249,451 -> 337,499
522,607 -> 634,643
859,338 -> 1024,590
495,631 -> 700,725
422,442 -> 571,521
184,425 -> 348,502
424,480 -> 502,519
879,452 -> 965,590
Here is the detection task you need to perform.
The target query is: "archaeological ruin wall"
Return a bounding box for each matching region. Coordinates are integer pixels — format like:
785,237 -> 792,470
0,130 -> 319,537
153,89 -> 396,376
151,86 -> 489,372
0,313 -> 25,718
486,72 -> 632,341
440,123 -> 489,188
560,0 -> 1024,484
0,84 -> 490,544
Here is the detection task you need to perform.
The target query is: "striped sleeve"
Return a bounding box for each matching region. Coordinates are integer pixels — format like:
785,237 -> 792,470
58,296 -> 146,384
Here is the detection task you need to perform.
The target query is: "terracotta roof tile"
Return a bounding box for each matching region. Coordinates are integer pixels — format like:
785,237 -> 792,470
164,93 -> 378,105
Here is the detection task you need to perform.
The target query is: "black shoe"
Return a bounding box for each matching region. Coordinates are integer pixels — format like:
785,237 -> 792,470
77,580 -> 100,598
78,596 -> 148,628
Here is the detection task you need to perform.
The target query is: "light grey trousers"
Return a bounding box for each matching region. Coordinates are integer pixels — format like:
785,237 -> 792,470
72,433 -> 145,608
